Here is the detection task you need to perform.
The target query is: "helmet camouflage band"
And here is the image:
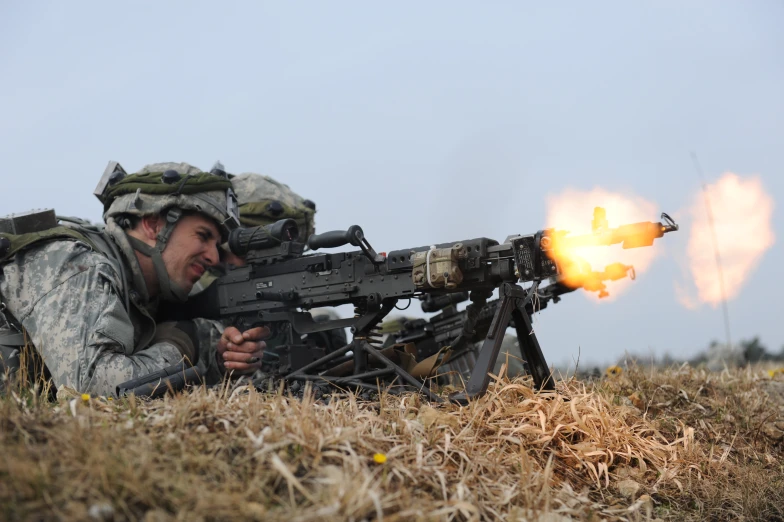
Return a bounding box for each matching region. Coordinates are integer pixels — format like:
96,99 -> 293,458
96,161 -> 240,302
101,162 -> 240,238
231,173 -> 316,240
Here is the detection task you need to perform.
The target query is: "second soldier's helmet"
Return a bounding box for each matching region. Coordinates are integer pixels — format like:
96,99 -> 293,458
231,173 -> 316,241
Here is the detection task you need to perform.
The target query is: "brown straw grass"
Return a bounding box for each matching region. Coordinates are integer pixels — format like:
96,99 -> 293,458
1,363 -> 783,521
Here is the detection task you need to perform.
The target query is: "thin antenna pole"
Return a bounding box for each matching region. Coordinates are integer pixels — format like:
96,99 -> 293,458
691,152 -> 732,350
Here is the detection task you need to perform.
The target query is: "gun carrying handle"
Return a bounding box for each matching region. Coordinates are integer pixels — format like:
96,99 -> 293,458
307,225 -> 363,250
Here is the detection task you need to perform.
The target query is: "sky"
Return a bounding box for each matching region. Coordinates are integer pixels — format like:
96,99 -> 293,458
1,1 -> 783,367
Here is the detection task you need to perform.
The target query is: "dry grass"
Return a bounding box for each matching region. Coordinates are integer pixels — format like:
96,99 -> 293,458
1,363 -> 783,521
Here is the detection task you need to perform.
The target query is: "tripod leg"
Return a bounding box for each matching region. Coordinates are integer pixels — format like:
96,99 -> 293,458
354,341 -> 368,374
285,343 -> 354,380
511,307 -> 554,391
449,292 -> 515,404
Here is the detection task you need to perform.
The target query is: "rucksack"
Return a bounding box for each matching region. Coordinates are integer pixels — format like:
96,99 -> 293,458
0,210 -> 116,391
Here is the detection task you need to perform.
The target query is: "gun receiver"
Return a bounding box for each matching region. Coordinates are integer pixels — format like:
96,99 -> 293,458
205,208 -> 677,403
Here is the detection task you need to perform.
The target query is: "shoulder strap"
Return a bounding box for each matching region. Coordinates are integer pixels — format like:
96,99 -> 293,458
1,223 -> 132,315
0,226 -> 101,264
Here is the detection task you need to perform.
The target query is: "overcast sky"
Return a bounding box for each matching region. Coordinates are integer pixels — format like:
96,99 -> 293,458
2,2 -> 782,367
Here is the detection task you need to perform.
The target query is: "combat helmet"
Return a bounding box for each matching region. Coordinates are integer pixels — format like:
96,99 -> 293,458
95,161 -> 240,302
231,173 -> 316,241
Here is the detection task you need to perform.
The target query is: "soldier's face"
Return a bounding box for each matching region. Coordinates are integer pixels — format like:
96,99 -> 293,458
162,214 -> 222,293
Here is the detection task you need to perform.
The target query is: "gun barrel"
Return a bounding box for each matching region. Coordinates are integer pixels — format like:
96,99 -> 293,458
560,220 -> 675,250
116,362 -> 203,398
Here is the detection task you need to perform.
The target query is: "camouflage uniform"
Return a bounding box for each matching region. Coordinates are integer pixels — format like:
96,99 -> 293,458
0,162 -> 238,396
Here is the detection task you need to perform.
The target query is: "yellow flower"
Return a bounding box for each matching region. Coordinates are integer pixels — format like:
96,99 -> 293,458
81,393 -> 90,402
605,366 -> 623,377
768,368 -> 784,378
373,453 -> 387,464
107,397 -> 114,401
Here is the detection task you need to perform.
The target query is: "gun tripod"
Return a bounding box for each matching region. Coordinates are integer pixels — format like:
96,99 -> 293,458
285,337 -> 445,402
448,283 -> 554,404
284,283 -> 554,404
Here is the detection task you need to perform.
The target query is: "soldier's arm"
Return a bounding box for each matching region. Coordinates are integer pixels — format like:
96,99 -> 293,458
155,319 -> 267,379
152,318 -> 226,385
22,264 -> 191,396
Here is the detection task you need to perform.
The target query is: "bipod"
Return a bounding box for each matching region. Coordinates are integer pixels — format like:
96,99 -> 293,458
284,299 -> 444,402
450,283 -> 555,405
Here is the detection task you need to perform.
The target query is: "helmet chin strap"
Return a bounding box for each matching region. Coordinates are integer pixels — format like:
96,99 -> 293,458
125,208 -> 191,303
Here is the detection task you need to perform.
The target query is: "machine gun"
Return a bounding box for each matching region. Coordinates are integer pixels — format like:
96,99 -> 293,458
195,208 -> 677,403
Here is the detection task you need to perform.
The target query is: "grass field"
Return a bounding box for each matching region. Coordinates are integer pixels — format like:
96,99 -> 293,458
2,363 -> 783,521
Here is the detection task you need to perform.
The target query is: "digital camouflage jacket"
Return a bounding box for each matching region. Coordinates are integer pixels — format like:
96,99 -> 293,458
0,225 -> 223,396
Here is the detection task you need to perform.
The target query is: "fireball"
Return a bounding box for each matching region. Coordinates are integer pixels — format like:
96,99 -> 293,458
680,173 -> 774,308
545,188 -> 663,300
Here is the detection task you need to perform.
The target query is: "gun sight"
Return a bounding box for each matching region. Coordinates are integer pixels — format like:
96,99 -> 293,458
227,218 -> 300,257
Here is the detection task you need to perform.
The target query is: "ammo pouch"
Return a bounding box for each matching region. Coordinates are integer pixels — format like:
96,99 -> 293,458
411,244 -> 467,289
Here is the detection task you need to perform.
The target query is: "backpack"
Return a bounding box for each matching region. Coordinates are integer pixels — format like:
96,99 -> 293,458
0,210 -> 116,391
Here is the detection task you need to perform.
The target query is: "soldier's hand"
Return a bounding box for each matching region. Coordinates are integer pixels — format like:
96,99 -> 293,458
217,326 -> 270,375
